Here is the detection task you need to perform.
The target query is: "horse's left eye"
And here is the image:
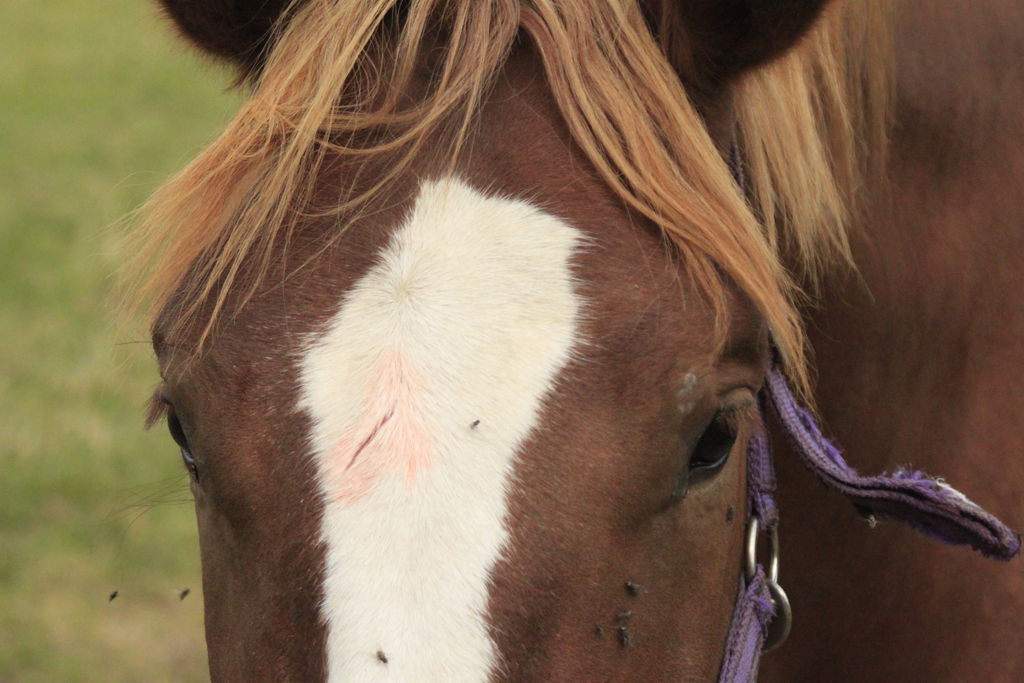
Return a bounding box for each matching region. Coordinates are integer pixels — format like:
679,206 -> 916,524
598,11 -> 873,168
167,409 -> 199,481
688,410 -> 739,477
671,406 -> 744,502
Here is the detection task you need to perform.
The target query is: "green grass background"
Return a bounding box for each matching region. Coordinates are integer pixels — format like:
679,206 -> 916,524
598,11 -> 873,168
1,1 -> 242,680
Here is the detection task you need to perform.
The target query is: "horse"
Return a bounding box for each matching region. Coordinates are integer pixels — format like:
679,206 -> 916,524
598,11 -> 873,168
127,0 -> 1020,679
763,1 -> 1024,680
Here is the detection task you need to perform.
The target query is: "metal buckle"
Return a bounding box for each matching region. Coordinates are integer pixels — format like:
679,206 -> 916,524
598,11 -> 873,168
744,516 -> 792,652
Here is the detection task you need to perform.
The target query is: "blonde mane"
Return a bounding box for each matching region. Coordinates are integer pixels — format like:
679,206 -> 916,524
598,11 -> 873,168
126,0 -> 891,398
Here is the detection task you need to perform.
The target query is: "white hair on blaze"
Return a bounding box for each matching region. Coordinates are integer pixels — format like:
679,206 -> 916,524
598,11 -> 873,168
298,177 -> 583,680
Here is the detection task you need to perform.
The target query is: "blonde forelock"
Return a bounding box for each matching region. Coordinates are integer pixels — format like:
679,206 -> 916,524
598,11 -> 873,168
124,0 -> 891,401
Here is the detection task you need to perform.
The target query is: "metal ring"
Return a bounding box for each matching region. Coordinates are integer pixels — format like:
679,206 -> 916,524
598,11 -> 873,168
768,524 -> 779,584
743,517 -> 780,584
743,516 -> 758,581
762,580 -> 792,652
744,516 -> 791,651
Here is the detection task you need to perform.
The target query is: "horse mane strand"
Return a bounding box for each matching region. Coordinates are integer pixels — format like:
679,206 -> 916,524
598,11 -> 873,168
123,0 -> 891,401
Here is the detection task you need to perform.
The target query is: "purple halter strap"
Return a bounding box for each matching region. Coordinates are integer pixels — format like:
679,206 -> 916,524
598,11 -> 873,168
716,137 -> 1018,681
717,357 -> 1021,682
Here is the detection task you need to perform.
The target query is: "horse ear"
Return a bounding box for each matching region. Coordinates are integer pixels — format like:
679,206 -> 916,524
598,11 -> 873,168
670,0 -> 832,87
155,0 -> 299,74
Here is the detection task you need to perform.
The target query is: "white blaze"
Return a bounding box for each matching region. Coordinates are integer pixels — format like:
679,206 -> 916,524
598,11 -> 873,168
299,177 -> 583,681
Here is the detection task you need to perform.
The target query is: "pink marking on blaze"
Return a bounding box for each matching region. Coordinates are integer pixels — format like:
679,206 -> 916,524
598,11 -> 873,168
343,406 -> 395,472
326,351 -> 432,504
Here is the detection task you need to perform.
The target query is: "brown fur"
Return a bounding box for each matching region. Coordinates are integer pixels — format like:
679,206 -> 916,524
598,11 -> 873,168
152,42 -> 769,678
158,0 -> 832,88
144,8 -> 815,676
763,1 -> 1024,680
130,0 -> 890,402
134,0 -> 1022,680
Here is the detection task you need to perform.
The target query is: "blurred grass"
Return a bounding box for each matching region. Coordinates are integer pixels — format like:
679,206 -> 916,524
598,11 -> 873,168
1,1 -> 242,680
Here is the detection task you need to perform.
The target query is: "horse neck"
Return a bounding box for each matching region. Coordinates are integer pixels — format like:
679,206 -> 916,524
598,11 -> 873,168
760,7 -> 1024,681
807,0 -> 1024,495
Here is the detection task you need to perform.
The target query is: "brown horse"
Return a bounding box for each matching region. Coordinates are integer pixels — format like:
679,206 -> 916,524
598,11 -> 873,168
128,0 -> 1019,680
764,1 -> 1024,680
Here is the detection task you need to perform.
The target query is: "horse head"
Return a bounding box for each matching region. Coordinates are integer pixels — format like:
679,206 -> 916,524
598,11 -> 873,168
137,1 -> 982,680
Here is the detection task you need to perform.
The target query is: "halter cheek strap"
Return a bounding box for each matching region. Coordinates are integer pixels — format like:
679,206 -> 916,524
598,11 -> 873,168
718,358 -> 1021,683
766,365 -> 1020,559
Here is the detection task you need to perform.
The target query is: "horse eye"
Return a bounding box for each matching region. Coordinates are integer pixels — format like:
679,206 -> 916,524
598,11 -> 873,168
669,407 -> 742,503
167,409 -> 199,481
688,410 -> 739,477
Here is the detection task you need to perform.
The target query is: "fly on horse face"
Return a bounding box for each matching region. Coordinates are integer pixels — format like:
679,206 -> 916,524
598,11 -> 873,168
130,0 -> 1020,680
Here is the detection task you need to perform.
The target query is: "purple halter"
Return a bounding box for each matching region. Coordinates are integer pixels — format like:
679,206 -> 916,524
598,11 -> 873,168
717,357 -> 1021,682
717,138 -> 1019,681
